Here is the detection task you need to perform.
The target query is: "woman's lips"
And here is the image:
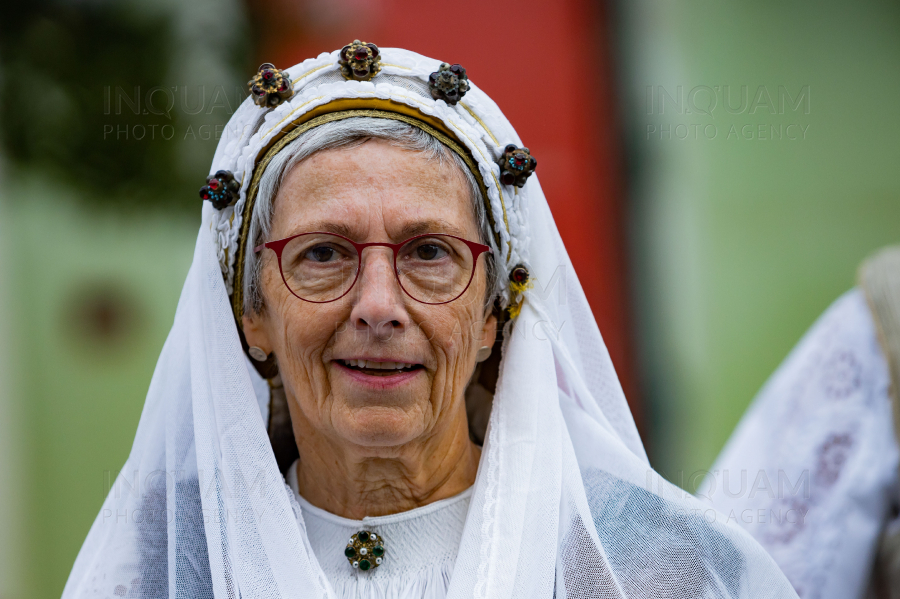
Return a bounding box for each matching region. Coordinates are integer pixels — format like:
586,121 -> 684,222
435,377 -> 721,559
332,359 -> 425,388
338,358 -> 419,373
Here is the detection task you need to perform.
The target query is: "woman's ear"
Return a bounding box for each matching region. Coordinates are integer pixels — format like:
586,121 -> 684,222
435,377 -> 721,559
480,311 -> 499,351
242,311 -> 272,354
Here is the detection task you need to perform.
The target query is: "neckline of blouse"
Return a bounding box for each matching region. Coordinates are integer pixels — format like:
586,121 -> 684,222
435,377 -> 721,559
286,459 -> 474,527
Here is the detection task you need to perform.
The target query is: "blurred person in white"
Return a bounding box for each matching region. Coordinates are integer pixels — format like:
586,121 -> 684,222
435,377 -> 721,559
702,248 -> 900,598
63,42 -> 799,599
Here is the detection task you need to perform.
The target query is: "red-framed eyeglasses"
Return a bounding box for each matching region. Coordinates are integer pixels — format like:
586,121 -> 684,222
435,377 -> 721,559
254,232 -> 491,305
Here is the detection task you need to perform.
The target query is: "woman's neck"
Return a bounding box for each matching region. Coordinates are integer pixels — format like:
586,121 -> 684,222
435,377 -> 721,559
291,410 -> 481,520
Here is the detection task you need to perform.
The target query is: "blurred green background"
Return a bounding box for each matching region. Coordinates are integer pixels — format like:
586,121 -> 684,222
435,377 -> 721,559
618,0 -> 900,485
1,1 -> 899,597
0,1 -> 248,597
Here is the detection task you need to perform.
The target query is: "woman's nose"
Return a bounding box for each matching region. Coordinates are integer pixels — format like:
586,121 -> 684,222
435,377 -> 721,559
349,248 -> 410,340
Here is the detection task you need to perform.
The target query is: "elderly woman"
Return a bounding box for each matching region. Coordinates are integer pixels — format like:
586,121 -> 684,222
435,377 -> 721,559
64,44 -> 798,599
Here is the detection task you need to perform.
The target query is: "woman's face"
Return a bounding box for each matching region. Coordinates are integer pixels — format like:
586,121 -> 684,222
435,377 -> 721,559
243,139 -> 497,455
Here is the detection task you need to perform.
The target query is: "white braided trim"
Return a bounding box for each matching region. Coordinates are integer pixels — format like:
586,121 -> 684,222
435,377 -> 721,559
208,49 -> 533,307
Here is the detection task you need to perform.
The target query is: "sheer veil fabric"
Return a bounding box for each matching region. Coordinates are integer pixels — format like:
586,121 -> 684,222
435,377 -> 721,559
63,48 -> 799,598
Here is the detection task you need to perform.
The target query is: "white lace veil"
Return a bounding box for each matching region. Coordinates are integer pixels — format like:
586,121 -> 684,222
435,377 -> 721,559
63,47 -> 799,598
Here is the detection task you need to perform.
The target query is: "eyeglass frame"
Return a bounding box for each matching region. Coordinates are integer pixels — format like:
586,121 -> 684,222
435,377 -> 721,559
254,231 -> 492,305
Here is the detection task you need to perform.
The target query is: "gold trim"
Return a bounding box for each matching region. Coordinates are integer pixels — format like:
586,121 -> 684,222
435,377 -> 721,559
460,102 -> 499,146
264,96 -> 326,139
380,63 -> 411,70
291,63 -> 331,85
231,101 -> 499,321
447,121 -> 512,261
489,172 -> 512,262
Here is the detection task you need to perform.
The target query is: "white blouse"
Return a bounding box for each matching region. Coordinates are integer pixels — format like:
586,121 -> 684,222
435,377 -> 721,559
286,461 -> 472,599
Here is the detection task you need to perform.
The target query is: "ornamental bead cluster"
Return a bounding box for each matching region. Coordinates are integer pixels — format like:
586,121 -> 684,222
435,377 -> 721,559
339,41 -> 382,82
200,170 -> 240,210
428,63 -> 469,106
510,265 -> 529,285
344,530 -> 386,571
248,63 -> 294,108
497,144 -> 537,188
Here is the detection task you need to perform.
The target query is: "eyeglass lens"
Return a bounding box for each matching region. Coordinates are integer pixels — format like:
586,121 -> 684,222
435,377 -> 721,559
278,233 -> 476,304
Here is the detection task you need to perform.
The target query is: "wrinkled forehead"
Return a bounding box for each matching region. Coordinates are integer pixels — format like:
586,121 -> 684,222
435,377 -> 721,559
271,140 -> 479,243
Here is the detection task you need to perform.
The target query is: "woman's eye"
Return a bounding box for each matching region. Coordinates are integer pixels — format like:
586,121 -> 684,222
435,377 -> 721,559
416,244 -> 445,260
306,246 -> 337,262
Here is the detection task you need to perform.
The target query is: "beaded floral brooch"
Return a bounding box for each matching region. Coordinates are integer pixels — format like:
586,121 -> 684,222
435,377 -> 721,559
248,63 -> 294,108
428,63 -> 470,106
199,170 -> 240,209
344,530 -> 386,571
498,144 -> 537,188
339,40 -> 382,82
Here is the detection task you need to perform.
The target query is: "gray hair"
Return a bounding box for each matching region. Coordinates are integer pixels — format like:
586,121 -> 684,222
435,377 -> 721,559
244,117 -> 499,315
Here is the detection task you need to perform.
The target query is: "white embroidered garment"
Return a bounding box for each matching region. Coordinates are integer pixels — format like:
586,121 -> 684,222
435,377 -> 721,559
286,461 -> 470,599
701,289 -> 900,598
63,46 -> 800,599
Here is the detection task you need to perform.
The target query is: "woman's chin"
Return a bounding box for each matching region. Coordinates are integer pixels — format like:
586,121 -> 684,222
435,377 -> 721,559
333,404 -> 429,449
326,363 -> 435,447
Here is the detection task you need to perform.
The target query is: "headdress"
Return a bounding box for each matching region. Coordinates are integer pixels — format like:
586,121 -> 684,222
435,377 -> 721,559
64,44 -> 799,599
207,45 -> 536,323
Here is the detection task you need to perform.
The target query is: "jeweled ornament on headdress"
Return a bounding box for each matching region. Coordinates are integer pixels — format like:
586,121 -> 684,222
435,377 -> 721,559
248,63 -> 294,108
338,40 -> 382,82
200,170 -> 240,210
344,530 -> 385,571
507,264 -> 531,319
428,63 -> 469,106
510,265 -> 529,286
498,144 -> 537,188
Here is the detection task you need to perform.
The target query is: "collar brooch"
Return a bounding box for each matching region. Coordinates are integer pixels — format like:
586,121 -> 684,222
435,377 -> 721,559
344,530 -> 386,571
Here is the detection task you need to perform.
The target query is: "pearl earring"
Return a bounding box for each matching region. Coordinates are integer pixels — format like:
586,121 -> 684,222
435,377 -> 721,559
248,346 -> 269,362
475,346 -> 492,363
